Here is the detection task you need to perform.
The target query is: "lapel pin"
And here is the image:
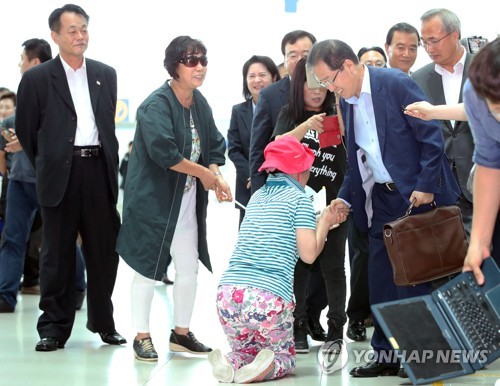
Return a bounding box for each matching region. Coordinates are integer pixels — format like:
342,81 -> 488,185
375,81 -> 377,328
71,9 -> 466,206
96,80 -> 101,86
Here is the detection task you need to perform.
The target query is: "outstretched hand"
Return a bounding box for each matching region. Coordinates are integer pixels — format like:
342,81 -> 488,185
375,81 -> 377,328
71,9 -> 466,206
404,101 -> 435,121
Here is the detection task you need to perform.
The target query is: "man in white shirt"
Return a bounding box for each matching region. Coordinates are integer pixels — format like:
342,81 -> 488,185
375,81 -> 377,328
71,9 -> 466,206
16,4 -> 125,351
412,8 -> 474,235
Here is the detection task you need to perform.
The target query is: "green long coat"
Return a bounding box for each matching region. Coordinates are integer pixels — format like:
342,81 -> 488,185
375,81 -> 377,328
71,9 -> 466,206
116,81 -> 226,280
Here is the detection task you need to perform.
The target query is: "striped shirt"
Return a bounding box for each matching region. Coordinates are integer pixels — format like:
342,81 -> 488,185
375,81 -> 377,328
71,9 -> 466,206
219,173 -> 316,301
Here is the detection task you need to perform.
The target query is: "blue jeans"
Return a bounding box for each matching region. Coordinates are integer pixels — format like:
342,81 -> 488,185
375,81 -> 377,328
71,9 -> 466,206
0,180 -> 39,307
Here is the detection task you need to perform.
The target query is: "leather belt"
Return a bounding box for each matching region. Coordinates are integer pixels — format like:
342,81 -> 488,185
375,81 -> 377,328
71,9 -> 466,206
383,182 -> 397,191
73,147 -> 100,157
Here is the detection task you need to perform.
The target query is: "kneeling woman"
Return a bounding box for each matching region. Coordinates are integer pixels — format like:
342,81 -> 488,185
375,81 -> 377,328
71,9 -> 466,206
209,136 -> 348,383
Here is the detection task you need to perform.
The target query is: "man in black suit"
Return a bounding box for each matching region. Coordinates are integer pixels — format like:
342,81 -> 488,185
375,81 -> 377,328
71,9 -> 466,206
412,8 -> 474,235
16,4 -> 125,351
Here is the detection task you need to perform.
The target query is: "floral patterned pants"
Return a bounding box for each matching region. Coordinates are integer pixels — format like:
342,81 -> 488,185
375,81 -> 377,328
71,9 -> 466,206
216,285 -> 296,380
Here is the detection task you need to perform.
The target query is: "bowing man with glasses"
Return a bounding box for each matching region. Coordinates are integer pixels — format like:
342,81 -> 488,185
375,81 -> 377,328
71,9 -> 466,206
308,39 -> 460,378
117,36 -> 232,362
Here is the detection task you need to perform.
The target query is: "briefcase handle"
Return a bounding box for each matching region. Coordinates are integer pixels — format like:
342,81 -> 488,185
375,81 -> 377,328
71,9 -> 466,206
405,198 -> 437,216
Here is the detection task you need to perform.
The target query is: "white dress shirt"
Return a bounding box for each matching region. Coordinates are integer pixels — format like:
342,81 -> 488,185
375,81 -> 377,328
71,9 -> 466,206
346,65 -> 394,184
434,47 -> 466,128
60,57 -> 100,146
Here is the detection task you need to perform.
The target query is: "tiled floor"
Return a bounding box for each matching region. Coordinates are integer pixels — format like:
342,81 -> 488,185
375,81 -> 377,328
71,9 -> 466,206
1,162 -> 499,385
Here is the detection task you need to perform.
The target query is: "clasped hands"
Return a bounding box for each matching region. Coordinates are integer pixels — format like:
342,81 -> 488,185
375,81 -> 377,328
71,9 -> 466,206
319,198 -> 350,229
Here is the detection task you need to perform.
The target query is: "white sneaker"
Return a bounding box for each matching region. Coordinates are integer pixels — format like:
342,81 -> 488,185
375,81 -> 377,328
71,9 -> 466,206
234,349 -> 275,383
208,349 -> 234,383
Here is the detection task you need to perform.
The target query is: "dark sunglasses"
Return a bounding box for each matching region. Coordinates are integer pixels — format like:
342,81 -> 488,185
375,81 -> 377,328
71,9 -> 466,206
179,55 -> 208,68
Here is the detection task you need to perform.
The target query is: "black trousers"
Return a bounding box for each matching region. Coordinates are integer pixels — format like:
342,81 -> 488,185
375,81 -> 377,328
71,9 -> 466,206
293,259 -> 327,323
294,220 -> 348,328
346,216 -> 371,322
37,154 -> 120,343
23,211 -> 43,287
369,184 -> 431,360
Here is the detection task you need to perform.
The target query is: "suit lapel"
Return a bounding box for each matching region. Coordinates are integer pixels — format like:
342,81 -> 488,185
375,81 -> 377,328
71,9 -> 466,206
51,56 -> 75,113
449,53 -> 473,132
369,68 -> 387,156
459,53 -> 473,104
240,99 -> 252,133
427,70 -> 447,105
427,69 -> 453,132
344,103 -> 357,162
279,77 -> 291,105
86,60 -> 101,115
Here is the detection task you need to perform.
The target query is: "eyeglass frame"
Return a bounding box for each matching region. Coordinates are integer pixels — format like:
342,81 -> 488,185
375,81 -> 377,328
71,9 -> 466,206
314,60 -> 346,89
179,55 -> 208,68
420,31 -> 454,49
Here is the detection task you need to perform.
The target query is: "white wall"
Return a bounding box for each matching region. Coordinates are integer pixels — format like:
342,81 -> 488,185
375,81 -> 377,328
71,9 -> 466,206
2,0 -> 498,130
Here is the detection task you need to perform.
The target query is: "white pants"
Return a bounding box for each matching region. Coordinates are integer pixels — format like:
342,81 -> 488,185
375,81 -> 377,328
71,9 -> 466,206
131,185 -> 199,332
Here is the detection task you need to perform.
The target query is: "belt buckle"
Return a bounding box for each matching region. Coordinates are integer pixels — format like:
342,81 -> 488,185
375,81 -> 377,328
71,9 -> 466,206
385,182 -> 395,191
81,149 -> 92,157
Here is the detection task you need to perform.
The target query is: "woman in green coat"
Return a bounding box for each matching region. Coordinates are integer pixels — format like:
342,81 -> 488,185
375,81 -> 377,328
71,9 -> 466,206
116,36 -> 232,362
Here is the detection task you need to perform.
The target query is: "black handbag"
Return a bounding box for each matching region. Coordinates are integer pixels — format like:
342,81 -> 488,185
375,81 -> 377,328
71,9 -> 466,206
383,201 -> 468,286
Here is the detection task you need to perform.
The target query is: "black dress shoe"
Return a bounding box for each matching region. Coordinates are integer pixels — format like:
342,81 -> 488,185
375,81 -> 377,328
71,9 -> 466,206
398,367 -> 409,378
35,337 -> 64,352
350,361 -> 399,377
293,319 -> 309,353
307,318 -> 327,341
0,296 -> 15,313
99,331 -> 127,345
326,319 -> 343,343
346,320 -> 366,342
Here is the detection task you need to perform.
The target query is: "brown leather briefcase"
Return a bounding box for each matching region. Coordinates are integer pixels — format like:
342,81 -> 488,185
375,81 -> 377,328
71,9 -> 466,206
383,202 -> 468,286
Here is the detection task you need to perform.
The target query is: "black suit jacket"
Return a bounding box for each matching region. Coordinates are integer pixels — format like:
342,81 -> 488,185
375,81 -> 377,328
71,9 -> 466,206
227,99 -> 253,208
249,76 -> 290,193
411,53 -> 474,202
16,55 -> 119,207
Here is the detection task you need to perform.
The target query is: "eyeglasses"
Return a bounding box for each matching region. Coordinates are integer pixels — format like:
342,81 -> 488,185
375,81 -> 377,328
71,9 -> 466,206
179,55 -> 208,68
316,60 -> 345,88
421,31 -> 453,48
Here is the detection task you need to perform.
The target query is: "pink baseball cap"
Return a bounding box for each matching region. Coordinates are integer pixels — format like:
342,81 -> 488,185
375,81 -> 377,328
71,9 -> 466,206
258,136 -> 315,174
